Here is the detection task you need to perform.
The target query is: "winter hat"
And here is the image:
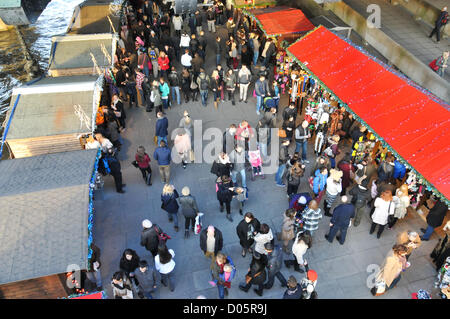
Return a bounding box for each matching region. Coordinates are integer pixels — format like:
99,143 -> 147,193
207,225 -> 215,233
182,186 -> 190,196
142,219 -> 152,228
307,270 -> 318,282
298,196 -> 307,204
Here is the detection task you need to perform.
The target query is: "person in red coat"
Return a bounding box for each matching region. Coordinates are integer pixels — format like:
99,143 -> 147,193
158,52 -> 170,80
337,153 -> 355,196
135,146 -> 152,185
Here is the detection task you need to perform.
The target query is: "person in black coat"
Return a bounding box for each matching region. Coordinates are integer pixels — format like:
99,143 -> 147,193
86,243 -> 102,290
119,248 -> 141,285
349,178 -> 372,227
200,225 -> 224,267
211,153 -> 233,177
263,242 -> 287,289
216,175 -> 237,222
283,276 -> 302,299
140,219 -> 162,257
421,198 -> 448,241
325,196 -> 355,245
104,149 -> 126,193
429,6 -> 448,42
236,212 -> 261,257
161,184 -> 180,231
239,251 -> 267,296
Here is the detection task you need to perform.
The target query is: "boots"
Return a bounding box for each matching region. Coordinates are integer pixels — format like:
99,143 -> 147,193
220,205 -> 224,212
226,214 -> 233,222
184,229 -> 189,238
324,205 -> 332,217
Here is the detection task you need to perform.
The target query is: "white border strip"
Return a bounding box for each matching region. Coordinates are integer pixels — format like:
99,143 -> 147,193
12,81 -> 96,95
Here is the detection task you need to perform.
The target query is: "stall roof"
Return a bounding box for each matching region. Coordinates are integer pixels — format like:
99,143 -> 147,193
245,7 -> 315,37
5,75 -> 101,140
48,33 -> 116,73
0,149 -> 98,285
66,0 -> 122,35
287,26 -> 450,203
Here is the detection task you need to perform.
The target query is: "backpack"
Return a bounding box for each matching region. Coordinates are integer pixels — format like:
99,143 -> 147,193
200,76 -> 209,90
263,97 -> 275,110
442,12 -> 448,25
149,49 -> 157,60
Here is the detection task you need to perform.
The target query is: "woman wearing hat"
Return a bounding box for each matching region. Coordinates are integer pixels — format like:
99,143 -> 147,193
370,190 -> 395,238
324,169 -> 343,216
179,186 -> 200,238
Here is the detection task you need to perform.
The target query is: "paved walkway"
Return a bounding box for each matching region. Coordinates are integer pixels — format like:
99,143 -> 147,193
93,24 -> 441,299
344,0 -> 450,82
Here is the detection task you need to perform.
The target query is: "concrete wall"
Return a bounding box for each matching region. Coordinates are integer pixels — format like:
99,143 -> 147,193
322,1 -> 450,102
391,0 -> 449,37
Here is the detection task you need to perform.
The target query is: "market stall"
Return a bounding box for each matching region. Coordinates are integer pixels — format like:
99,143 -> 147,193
285,26 -> 450,229
0,149 -> 100,299
2,75 -> 103,159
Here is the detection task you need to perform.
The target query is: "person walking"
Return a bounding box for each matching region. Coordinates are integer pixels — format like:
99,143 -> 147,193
153,140 -> 172,183
302,200 -> 323,236
135,260 -> 157,299
225,69 -> 237,105
370,190 -> 395,239
283,276 -> 302,299
254,223 -> 274,256
211,253 -> 236,299
238,64 -> 252,103
174,129 -> 191,169
371,244 -> 408,296
161,184 -> 180,232
200,225 -> 224,267
216,175 -> 237,222
349,178 -> 371,227
197,68 -> 210,107
140,219 -> 162,258
281,209 -> 296,253
429,6 -> 448,42
420,198 -> 449,241
103,149 -> 125,194
236,212 -> 261,257
324,169 -> 343,216
150,80 -> 163,114
207,7 -> 216,33
179,186 -> 200,238
135,146 -> 152,185
155,243 -> 176,292
284,231 -> 312,273
324,196 -> 355,245
168,66 -> 181,105
119,249 -> 141,286
159,77 -> 170,110
263,242 -> 288,289
255,75 -> 269,115
294,121 -> 311,164
229,145 -> 247,189
155,112 -> 168,147
172,14 -> 183,37
86,243 -> 102,291
181,49 -> 192,69
239,251 -> 267,296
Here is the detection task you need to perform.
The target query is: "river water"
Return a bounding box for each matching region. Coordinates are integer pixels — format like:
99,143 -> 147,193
0,0 -> 84,121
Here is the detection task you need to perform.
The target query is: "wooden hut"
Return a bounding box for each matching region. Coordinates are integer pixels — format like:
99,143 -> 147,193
0,149 -> 99,299
48,33 -> 117,77
66,0 -> 122,35
3,75 -> 103,159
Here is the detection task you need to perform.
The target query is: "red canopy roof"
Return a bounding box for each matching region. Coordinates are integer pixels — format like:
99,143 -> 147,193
287,26 -> 450,202
68,291 -> 105,299
248,7 -> 315,37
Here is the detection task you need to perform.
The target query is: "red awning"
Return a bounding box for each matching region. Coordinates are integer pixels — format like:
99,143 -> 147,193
246,7 -> 315,37
287,26 -> 450,202
68,291 -> 105,299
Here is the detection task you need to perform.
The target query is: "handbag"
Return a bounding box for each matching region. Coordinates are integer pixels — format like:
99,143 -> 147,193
429,59 -> 439,72
278,129 -> 287,138
131,160 -> 139,168
190,79 -> 198,90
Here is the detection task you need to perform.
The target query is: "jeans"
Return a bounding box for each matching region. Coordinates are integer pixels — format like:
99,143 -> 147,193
259,142 -> 267,160
216,54 -> 221,66
327,225 -> 348,244
231,169 -> 247,188
256,95 -> 263,113
219,200 -> 231,214
160,271 -> 175,292
171,86 -> 181,105
422,225 -> 435,240
264,271 -> 287,289
295,140 -> 308,160
275,164 -> 286,185
86,270 -> 102,288
218,284 -> 225,299
253,51 -> 259,66
168,211 -> 178,227
157,136 -> 168,147
162,98 -> 169,109
200,90 -> 208,106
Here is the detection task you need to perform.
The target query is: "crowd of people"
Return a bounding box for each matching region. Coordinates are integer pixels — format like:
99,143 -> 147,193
79,0 -> 449,299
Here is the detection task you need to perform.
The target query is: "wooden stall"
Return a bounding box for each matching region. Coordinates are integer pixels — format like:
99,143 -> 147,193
48,33 -> 117,77
3,75 -> 103,159
66,0 -> 122,35
0,149 -> 99,299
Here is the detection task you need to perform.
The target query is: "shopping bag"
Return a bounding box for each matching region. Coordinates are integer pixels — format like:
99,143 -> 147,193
194,213 -> 204,235
429,59 -> 439,72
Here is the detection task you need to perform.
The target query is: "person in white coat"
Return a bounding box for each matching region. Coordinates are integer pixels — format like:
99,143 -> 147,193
370,190 -> 395,238
253,223 -> 273,255
324,169 -> 343,216
174,128 -> 191,169
284,231 -> 312,273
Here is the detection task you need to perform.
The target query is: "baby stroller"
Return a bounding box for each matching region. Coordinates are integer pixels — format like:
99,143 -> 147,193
248,149 -> 264,181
